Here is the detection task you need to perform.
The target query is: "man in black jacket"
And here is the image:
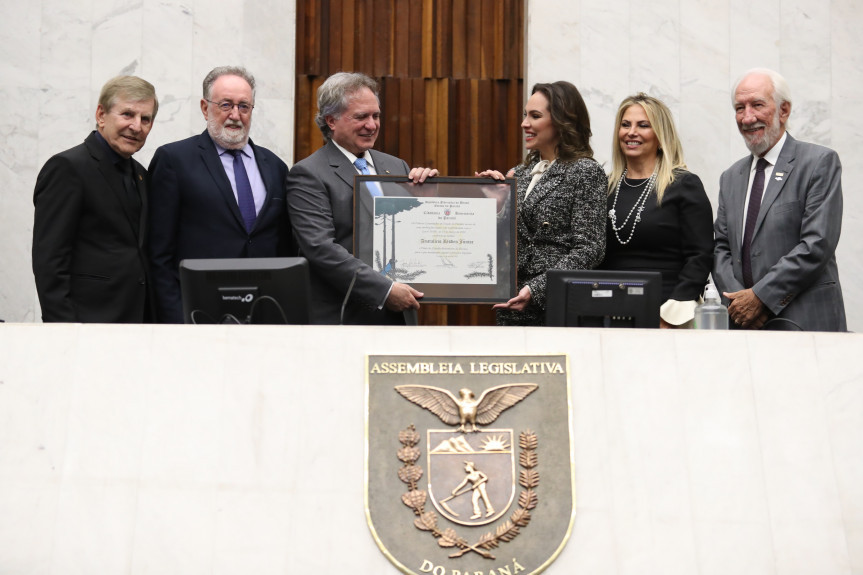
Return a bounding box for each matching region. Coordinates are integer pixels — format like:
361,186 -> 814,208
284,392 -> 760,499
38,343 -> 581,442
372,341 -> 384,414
33,75 -> 159,323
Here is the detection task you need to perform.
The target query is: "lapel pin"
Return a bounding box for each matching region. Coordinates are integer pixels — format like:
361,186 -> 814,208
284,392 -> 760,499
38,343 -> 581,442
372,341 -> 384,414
775,172 -> 784,176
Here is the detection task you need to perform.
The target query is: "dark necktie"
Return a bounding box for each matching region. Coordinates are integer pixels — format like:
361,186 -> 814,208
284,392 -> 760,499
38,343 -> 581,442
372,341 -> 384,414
120,160 -> 141,235
742,157 -> 770,288
354,157 -> 382,196
230,149 -> 257,232
120,160 -> 140,204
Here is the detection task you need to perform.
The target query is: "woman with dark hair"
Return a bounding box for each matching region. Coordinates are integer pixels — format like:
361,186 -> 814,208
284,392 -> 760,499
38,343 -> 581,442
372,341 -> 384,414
478,81 -> 606,326
600,93 -> 713,327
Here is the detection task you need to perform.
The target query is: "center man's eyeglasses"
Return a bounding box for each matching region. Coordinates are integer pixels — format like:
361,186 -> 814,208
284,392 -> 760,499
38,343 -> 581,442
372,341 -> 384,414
206,100 -> 254,114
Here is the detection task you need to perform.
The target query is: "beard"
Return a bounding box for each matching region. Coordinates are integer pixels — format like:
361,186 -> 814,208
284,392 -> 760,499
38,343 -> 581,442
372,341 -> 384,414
208,116 -> 250,149
741,108 -> 782,156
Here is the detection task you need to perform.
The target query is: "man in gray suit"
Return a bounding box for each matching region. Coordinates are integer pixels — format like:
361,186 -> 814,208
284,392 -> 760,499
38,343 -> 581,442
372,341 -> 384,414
714,68 -> 846,331
287,72 -> 437,325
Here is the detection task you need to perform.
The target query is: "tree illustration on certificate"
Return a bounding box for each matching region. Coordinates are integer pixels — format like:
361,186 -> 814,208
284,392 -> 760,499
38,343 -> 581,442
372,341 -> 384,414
374,197 -> 426,282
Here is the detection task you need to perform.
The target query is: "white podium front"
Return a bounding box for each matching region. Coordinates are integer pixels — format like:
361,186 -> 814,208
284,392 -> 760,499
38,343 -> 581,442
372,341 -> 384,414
0,324 -> 860,574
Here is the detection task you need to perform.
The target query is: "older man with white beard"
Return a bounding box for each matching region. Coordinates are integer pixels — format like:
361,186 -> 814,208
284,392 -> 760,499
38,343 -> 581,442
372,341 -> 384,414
148,66 -> 292,323
713,68 -> 846,331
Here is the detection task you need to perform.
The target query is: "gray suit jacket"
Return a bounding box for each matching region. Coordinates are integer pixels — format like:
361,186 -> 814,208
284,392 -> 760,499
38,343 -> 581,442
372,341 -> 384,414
713,134 -> 846,331
286,141 -> 410,324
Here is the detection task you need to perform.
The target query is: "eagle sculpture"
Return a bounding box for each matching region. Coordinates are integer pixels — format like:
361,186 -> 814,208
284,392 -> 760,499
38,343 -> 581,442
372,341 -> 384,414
394,383 -> 538,432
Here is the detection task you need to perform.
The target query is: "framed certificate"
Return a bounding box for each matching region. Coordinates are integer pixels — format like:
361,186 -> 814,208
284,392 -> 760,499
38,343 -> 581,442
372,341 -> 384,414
353,176 -> 517,303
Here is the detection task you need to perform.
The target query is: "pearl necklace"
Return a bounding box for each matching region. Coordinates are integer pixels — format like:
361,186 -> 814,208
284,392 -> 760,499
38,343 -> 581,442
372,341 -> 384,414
608,169 -> 656,245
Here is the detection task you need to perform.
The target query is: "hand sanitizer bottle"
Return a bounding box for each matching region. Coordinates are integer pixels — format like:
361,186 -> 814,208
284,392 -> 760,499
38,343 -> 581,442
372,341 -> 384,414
694,283 -> 729,330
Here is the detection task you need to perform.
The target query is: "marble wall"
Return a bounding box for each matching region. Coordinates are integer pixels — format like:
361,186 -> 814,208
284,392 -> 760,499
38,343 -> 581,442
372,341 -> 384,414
0,0 -> 860,330
0,0 -> 296,322
526,0 -> 863,332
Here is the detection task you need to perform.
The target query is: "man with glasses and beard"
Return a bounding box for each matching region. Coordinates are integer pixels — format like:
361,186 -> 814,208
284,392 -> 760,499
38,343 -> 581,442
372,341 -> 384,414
713,68 -> 846,331
148,66 -> 291,323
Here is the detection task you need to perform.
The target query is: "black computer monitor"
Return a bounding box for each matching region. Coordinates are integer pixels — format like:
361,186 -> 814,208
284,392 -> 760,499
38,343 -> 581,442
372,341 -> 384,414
545,269 -> 663,328
179,257 -> 311,325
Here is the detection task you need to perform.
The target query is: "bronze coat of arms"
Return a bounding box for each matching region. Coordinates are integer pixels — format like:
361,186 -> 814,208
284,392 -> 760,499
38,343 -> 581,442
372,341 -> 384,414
366,355 -> 574,575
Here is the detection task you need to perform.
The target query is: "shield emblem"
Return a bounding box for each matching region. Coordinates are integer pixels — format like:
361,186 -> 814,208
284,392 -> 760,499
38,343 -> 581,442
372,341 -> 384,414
427,429 -> 515,526
366,354 -> 574,575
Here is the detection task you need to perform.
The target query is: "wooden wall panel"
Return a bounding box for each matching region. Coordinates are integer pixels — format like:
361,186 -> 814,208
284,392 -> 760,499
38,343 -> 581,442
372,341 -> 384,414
327,0 -> 342,72
411,78 -> 426,164
295,0 -> 524,326
477,79 -> 493,172
480,0 -> 495,78
340,0 -> 355,71
408,0 -> 424,77
434,0 -> 452,78
373,0 -> 391,76
354,0 -> 371,72
468,79 -> 479,172
397,80 -> 413,161
393,1 -> 410,77
466,2 -> 482,78
429,79 -> 448,174
422,0 -> 435,77
451,0 -> 467,79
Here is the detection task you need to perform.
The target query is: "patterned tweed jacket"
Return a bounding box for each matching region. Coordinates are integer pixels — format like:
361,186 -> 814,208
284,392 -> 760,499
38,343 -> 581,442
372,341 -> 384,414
498,156 -> 607,326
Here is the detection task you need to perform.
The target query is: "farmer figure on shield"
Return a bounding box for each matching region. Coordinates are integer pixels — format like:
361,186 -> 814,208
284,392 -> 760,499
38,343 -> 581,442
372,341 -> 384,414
452,461 -> 495,520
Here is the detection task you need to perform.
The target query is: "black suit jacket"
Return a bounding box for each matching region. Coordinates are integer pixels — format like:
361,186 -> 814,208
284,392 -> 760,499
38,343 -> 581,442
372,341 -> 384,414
32,131 -> 153,323
286,141 -> 410,325
148,131 -> 291,323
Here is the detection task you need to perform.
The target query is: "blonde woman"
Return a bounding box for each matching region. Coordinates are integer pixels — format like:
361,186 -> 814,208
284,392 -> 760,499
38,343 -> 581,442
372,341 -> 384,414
600,93 -> 713,328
